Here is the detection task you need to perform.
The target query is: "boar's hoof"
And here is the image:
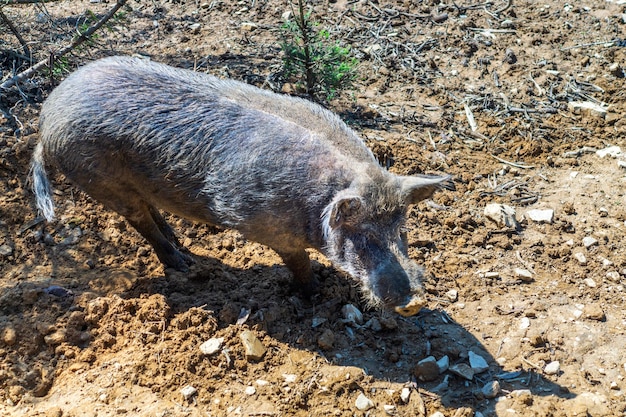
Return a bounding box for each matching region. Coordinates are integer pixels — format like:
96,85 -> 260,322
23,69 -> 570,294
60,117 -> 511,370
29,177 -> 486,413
394,297 -> 426,317
293,276 -> 321,300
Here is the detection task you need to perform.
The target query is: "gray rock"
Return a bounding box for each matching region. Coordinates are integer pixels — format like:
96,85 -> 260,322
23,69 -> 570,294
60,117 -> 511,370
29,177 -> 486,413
180,385 -> 197,400
574,252 -> 587,265
341,304 -> 363,325
484,204 -> 519,228
514,268 -> 533,282
449,363 -> 474,380
481,380 -> 500,398
544,361 -> 560,375
414,356 -> 439,382
469,351 -> 489,373
436,355 -> 449,373
200,337 -> 223,355
583,236 -> 599,248
0,244 -> 13,256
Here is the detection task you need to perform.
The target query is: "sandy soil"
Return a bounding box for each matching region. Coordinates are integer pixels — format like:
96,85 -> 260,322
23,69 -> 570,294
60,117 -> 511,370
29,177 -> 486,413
1,0 -> 625,416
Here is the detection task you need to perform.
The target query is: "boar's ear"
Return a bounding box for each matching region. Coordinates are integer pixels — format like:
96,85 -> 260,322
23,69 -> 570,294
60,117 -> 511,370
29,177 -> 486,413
401,174 -> 455,205
328,197 -> 362,229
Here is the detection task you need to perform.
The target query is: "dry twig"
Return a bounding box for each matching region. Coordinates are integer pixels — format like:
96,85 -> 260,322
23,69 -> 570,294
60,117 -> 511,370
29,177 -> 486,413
0,0 -> 127,90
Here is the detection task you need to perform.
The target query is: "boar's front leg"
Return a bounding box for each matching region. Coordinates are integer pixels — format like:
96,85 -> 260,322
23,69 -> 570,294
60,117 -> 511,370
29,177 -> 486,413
275,248 -> 320,297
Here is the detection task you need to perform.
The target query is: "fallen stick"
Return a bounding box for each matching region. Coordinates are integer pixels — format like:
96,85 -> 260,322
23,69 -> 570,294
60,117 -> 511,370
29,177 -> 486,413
491,154 -> 535,169
0,0 -> 60,4
0,0 -> 127,90
0,8 -> 30,57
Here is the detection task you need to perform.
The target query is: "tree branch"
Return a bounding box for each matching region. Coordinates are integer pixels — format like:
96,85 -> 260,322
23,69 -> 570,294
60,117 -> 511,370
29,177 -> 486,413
0,0 -> 127,90
0,0 -> 60,5
0,8 -> 31,57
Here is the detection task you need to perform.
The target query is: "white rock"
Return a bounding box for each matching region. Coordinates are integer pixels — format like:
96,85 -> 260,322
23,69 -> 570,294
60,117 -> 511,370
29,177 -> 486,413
469,351 -> 489,373
544,361 -> 560,375
514,268 -> 533,282
445,289 -> 458,302
245,386 -> 256,395
484,203 -> 519,228
583,236 -> 599,248
256,379 -> 269,386
511,389 -> 532,397
519,317 -> 530,330
188,23 -> 201,33
200,337 -> 224,355
485,271 -> 500,278
355,393 -> 374,411
180,385 -> 197,400
282,374 -> 297,383
569,101 -> 608,118
583,278 -> 596,288
526,209 -> 554,224
600,257 -> 614,267
574,252 -> 588,265
400,387 -> 411,403
481,380 -> 501,398
596,145 -> 622,158
436,355 -> 450,373
342,304 -> 363,324
606,271 -> 621,282
383,404 -> 396,415
0,244 -> 13,256
565,239 -> 574,246
430,412 -> 445,417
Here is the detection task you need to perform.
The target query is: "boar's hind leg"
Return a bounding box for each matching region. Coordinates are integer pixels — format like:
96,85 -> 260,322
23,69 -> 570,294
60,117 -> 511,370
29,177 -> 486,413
126,205 -> 194,272
275,249 -> 319,298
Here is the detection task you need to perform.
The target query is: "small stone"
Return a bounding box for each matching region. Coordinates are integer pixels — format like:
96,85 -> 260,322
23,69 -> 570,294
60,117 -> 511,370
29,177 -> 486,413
240,330 -> 267,361
436,355 -> 449,373
379,316 -> 398,330
241,22 -> 258,31
574,252 -> 587,265
341,304 -> 363,324
0,244 -> 13,256
599,207 -> 609,217
449,363 -> 474,380
244,386 -> 256,396
400,387 -> 411,403
180,385 -> 197,400
569,101 -> 608,118
2,325 -> 16,345
484,204 -> 519,228
583,236 -> 599,248
582,304 -> 605,321
430,412 -> 445,417
526,209 -> 554,224
383,404 -> 396,415
44,330 -> 66,346
317,329 -> 335,350
606,271 -> 621,282
282,374 -> 297,383
519,317 -> 530,330
355,393 -> 374,411
484,271 -> 500,279
514,268 -> 534,282
413,356 -> 439,382
469,351 -> 489,373
601,258 -> 614,267
583,278 -> 596,288
445,289 -> 458,302
200,337 -> 223,355
610,381 -> 619,390
311,317 -> 327,328
256,379 -> 269,386
188,23 -> 201,34
481,380 -> 500,398
365,317 -> 382,332
544,361 -> 560,375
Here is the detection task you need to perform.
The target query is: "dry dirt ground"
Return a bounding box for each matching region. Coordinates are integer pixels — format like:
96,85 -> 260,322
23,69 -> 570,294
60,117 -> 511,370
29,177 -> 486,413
1,0 -> 626,416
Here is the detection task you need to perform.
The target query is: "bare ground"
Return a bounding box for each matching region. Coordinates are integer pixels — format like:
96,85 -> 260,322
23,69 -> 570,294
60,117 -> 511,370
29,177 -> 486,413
1,0 -> 626,416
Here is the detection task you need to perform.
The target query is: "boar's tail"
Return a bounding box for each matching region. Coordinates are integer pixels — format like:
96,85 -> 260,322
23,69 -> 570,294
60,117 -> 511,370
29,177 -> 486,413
30,142 -> 55,221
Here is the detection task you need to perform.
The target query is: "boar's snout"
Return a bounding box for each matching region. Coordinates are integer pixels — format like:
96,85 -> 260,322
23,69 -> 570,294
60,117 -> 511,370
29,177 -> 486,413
371,255 -> 426,317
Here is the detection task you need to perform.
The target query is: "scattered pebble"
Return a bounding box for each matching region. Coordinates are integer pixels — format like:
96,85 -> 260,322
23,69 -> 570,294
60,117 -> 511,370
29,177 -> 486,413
200,337 -> 223,355
341,304 -> 363,325
445,289 -> 458,302
188,23 -> 201,34
282,374 -> 297,384
595,146 -> 622,159
573,252 -> 587,265
606,271 -> 621,282
317,329 -> 335,350
519,317 -> 530,330
436,355 -> 449,373
414,356 -> 439,382
355,392 -> 374,411
244,386 -> 256,396
2,325 -> 16,345
430,412 -> 445,417
256,379 -> 269,386
400,387 -> 411,403
544,361 -> 560,375
365,317 -> 382,332
469,351 -> 489,374
311,317 -> 327,328
583,278 -> 596,288
484,203 -> 519,228
240,330 -> 267,361
582,303 -> 606,321
383,404 -> 396,415
569,101 -> 608,117
514,268 -> 534,282
526,209 -> 554,224
0,244 -> 13,256
240,22 -> 258,31
583,236 -> 599,248
481,380 -> 500,398
449,363 -> 474,380
180,385 -> 197,400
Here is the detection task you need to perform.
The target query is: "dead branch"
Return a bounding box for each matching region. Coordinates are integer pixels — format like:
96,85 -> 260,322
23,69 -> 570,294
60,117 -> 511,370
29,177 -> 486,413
0,0 -> 127,91
0,8 -> 30,57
